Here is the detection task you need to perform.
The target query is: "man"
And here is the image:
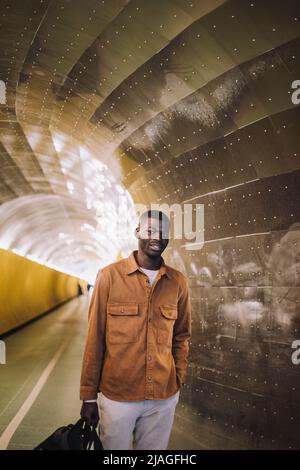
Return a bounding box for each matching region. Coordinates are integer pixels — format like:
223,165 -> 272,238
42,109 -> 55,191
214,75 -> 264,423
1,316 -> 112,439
80,210 -> 192,450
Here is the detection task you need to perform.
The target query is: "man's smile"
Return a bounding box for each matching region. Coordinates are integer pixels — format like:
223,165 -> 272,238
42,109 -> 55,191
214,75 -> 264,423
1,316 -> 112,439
149,242 -> 162,251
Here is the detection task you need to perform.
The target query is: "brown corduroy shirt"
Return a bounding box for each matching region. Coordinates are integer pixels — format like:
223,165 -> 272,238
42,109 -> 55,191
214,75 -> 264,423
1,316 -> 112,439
80,250 -> 192,402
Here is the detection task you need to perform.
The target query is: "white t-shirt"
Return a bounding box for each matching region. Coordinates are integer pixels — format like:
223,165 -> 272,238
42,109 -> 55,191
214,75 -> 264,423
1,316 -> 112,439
139,267 -> 160,286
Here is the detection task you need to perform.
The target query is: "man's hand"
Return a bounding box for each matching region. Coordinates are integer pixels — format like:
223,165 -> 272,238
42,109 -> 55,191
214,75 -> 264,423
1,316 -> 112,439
80,401 -> 99,427
176,373 -> 186,388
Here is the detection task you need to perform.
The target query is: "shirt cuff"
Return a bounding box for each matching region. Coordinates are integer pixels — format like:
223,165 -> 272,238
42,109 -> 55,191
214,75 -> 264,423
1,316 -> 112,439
80,386 -> 98,401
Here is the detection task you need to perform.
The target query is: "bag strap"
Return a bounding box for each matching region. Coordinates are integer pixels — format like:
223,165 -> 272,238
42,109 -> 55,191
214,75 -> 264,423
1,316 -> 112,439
86,426 -> 103,450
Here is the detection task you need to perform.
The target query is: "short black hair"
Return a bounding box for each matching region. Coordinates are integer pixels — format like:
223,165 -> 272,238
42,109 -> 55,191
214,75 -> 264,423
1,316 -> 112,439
139,209 -> 169,225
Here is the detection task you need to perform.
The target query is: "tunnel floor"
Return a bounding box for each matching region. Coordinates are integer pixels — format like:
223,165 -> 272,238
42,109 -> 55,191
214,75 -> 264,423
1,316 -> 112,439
0,296 -> 199,450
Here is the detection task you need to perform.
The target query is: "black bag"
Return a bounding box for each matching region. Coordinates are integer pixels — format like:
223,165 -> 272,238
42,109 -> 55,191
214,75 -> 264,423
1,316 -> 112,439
33,418 -> 103,450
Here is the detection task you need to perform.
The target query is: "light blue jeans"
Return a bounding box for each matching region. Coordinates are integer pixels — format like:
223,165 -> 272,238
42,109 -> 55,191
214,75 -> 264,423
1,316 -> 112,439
98,390 -> 180,450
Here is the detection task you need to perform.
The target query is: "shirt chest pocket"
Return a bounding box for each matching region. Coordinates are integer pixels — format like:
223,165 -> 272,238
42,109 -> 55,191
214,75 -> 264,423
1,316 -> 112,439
107,303 -> 139,344
158,305 -> 178,347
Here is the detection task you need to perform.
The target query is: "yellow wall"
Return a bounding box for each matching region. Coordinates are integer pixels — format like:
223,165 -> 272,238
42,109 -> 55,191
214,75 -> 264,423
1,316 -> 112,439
0,249 -> 85,335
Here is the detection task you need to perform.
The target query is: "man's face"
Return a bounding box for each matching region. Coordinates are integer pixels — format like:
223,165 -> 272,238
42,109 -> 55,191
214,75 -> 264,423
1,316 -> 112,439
135,217 -> 169,257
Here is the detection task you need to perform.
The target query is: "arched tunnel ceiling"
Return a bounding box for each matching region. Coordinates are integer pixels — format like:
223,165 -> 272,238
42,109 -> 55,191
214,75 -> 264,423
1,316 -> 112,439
0,0 -> 299,282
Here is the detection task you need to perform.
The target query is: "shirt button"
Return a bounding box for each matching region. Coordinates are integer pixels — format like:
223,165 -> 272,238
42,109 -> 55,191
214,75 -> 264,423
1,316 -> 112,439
148,355 -> 152,361
147,376 -> 152,381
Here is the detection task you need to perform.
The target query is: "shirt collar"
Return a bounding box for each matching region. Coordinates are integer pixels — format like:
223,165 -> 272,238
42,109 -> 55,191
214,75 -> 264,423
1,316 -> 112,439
125,250 -> 171,279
